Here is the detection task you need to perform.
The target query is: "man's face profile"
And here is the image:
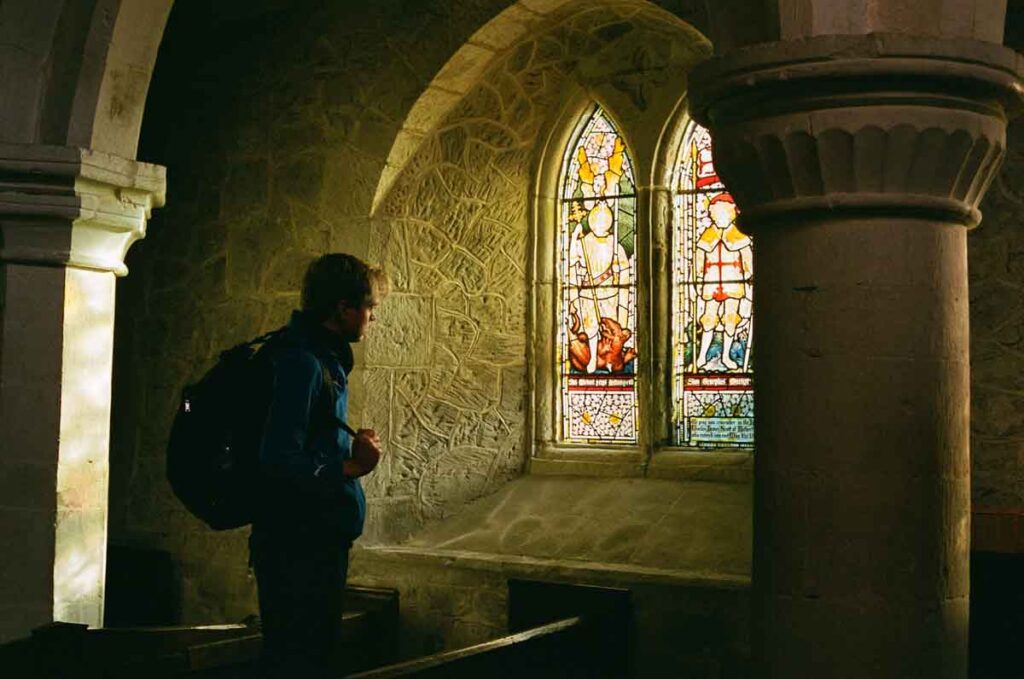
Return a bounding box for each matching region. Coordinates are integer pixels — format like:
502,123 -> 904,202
336,296 -> 379,343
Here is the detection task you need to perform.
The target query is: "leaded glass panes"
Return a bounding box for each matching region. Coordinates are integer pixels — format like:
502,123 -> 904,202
673,124 -> 754,447
559,108 -> 638,443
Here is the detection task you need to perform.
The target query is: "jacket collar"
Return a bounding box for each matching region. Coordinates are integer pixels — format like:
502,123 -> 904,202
287,310 -> 355,375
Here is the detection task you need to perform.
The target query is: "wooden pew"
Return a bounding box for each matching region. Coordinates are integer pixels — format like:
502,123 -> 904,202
349,580 -> 631,678
0,586 -> 398,678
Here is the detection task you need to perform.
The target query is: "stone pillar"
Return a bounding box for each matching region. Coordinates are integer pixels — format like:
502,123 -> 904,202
689,35 -> 1022,677
0,144 -> 165,641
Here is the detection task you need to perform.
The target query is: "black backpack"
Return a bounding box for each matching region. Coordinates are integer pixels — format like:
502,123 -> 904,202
167,325 -> 343,530
165,329 -> 285,530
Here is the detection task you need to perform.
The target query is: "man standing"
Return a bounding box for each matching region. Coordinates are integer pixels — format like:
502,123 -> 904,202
251,253 -> 388,677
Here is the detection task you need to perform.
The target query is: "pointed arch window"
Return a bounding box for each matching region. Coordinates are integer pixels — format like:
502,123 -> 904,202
672,123 -> 754,447
558,107 -> 639,443
539,105 -> 753,461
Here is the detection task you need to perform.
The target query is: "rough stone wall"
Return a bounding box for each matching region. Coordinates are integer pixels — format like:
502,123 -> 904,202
113,0 -> 522,624
968,15 -> 1024,512
361,1 -> 707,541
970,115 -> 1024,510
351,547 -> 750,676
111,0 -> 707,624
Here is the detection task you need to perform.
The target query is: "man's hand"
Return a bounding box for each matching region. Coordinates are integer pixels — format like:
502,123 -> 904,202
344,429 -> 382,478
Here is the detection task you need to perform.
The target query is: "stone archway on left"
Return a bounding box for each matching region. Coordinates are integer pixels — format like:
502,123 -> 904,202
0,0 -> 172,642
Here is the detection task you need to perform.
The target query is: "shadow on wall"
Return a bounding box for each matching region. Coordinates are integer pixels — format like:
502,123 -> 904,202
104,545 -> 181,626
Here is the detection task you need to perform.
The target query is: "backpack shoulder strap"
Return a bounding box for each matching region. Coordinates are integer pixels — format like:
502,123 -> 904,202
256,328 -> 342,439
252,326 -> 290,351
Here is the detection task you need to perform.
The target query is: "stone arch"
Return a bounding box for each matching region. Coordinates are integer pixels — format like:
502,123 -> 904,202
0,0 -> 171,640
653,95 -> 694,192
362,1 -> 711,534
370,0 -> 711,216
0,0 -> 172,157
370,1 -> 567,215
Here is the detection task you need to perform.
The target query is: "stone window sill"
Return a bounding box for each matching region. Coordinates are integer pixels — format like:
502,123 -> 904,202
530,443 -> 752,482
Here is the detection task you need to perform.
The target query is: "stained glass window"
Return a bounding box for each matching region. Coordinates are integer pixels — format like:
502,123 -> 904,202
673,124 -> 754,447
559,107 -> 638,443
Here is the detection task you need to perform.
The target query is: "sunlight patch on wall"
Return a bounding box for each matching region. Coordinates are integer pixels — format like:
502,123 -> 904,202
53,268 -> 116,627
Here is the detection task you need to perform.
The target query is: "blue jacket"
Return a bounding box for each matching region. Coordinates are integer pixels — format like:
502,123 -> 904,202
253,310 -> 366,543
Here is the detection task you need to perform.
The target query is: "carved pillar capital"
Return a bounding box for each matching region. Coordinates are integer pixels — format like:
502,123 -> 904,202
688,32 -> 1024,678
0,144 -> 166,275
0,144 -> 164,634
688,34 -> 1024,229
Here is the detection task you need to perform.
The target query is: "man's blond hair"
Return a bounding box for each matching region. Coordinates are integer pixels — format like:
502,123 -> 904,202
301,253 -> 389,321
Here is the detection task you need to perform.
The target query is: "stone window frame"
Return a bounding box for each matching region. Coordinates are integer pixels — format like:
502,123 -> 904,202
529,95 -> 752,481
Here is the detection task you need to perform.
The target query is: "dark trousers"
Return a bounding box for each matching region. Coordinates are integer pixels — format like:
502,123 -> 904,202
250,531 -> 350,678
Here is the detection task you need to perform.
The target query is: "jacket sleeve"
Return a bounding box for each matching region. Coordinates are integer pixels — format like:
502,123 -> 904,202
259,347 -> 345,495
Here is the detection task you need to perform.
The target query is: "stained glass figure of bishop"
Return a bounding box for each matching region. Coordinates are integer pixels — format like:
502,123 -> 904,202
694,192 -> 753,370
566,133 -> 636,375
